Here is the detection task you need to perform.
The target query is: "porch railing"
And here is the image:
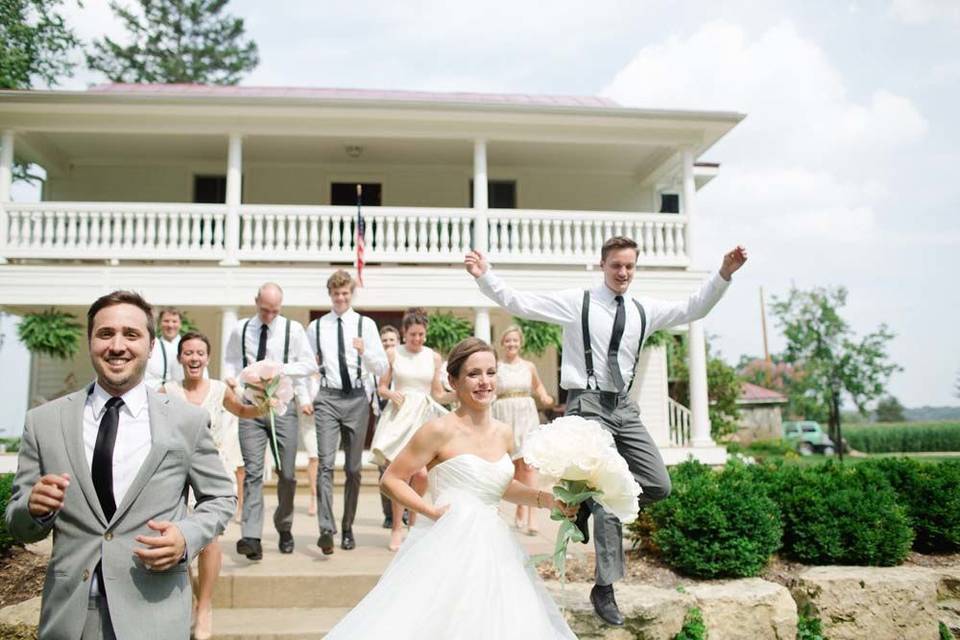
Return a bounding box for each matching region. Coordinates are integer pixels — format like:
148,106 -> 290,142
1,202 -> 690,267
668,397 -> 692,447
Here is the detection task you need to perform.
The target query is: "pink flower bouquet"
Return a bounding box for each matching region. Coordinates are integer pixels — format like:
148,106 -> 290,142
238,360 -> 295,472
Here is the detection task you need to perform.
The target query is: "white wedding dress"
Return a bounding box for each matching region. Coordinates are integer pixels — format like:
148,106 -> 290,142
324,453 -> 577,639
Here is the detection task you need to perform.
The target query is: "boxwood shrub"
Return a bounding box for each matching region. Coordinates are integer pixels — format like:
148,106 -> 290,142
859,457 -> 960,553
774,462 -> 913,565
648,461 -> 782,578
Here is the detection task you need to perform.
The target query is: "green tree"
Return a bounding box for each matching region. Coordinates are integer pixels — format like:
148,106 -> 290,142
875,395 -> 906,423
1,0 -> 80,89
666,334 -> 742,439
424,312 -> 473,357
1,0 -> 81,184
770,286 -> 901,460
87,0 -> 259,84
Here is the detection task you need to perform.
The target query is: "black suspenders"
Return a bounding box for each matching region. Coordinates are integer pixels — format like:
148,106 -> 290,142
581,291 -> 647,393
160,340 -> 168,384
315,314 -> 364,389
241,318 -> 291,368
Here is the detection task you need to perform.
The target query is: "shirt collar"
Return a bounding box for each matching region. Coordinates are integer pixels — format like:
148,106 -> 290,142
159,334 -> 180,346
90,380 -> 148,419
592,282 -> 620,305
333,307 -> 355,321
254,314 -> 282,332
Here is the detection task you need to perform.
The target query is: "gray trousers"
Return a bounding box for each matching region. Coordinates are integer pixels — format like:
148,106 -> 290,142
314,387 -> 370,535
81,595 -> 116,640
565,389 -> 672,586
239,400 -> 300,539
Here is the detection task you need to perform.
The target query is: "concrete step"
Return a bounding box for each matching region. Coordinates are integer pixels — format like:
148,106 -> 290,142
211,607 -> 349,639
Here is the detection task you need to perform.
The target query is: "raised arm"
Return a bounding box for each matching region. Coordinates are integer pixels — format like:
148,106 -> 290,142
378,349 -> 403,407
465,250 -> 578,324
283,322 -> 320,407
643,246 -> 748,334
381,421 -> 449,521
361,317 -> 389,378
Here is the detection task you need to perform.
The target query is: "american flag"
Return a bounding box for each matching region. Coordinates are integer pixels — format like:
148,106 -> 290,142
355,183 -> 365,286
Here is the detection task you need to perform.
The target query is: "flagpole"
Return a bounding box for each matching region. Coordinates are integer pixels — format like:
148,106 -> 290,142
356,183 -> 364,287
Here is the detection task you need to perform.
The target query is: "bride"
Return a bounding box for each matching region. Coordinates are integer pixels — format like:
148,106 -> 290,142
325,337 -> 578,639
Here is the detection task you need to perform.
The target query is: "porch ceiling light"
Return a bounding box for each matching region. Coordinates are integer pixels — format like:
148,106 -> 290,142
345,144 -> 363,158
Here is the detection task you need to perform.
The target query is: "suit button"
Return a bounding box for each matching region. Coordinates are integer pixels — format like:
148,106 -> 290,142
82,569 -> 90,581
104,532 -> 113,541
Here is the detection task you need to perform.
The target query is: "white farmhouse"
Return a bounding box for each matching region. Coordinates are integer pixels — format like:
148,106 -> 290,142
0,84 -> 742,464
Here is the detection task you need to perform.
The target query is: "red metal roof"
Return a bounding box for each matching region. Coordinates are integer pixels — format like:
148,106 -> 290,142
739,382 -> 788,404
87,83 -> 622,109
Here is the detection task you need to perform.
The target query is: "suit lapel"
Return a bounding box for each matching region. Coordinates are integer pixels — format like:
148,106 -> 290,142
61,388 -> 108,528
110,389 -> 173,526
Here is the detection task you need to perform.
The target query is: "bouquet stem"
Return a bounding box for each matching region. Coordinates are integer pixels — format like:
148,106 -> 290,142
268,408 -> 282,473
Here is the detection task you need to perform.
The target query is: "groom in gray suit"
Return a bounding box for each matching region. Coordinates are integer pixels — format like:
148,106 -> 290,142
4,290 -> 236,640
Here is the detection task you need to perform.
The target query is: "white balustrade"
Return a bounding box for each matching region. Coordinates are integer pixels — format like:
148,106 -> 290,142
668,397 -> 692,447
1,202 -> 688,267
1,202 -> 226,261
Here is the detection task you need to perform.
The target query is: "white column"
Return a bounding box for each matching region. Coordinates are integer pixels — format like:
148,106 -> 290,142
681,147 -> 696,263
688,319 -> 714,447
474,308 -> 491,344
220,306 -> 238,378
0,130 -> 13,264
473,139 -> 489,252
220,133 -> 242,266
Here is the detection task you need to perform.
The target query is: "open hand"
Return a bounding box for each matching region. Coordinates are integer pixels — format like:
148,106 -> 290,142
28,473 -> 70,517
134,520 -> 186,571
719,245 -> 748,281
464,250 -> 489,278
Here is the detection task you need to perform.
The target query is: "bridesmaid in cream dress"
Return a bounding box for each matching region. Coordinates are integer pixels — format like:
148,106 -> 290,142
491,326 -> 553,535
372,308 -> 453,550
162,331 -> 263,640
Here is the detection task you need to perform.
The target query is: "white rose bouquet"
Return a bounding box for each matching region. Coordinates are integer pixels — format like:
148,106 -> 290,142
238,360 -> 295,473
523,415 -> 642,580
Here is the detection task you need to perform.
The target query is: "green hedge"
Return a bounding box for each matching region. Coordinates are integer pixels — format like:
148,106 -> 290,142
770,462 -> 913,565
645,461 -> 783,579
858,458 -> 960,553
844,422 -> 960,453
0,437 -> 21,453
0,473 -> 15,553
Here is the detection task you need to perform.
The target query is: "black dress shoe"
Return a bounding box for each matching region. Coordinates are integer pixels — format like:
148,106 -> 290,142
341,531 -> 356,550
382,516 -> 393,529
402,511 -> 409,526
590,584 -> 624,626
278,531 -> 294,554
236,537 -> 263,561
317,531 -> 335,555
575,502 -> 591,545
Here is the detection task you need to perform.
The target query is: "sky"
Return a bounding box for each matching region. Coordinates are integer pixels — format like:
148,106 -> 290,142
3,0 -> 958,430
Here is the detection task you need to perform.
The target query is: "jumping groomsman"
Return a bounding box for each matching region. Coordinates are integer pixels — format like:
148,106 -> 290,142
223,283 -> 317,560
466,236 -> 747,626
307,270 -> 388,554
144,307 -> 184,390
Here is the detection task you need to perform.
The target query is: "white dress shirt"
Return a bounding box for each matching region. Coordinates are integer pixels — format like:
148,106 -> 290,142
222,315 -> 318,405
476,269 -> 731,392
306,309 -> 389,393
144,335 -> 183,390
84,380 -> 152,594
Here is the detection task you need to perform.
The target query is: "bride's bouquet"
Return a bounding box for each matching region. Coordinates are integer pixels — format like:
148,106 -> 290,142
523,415 -> 642,580
238,360 -> 295,472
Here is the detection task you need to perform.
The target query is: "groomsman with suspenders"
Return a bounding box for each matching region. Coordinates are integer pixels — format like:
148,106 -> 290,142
466,236 -> 747,626
223,283 -> 317,561
144,307 -> 184,390
307,270 -> 389,554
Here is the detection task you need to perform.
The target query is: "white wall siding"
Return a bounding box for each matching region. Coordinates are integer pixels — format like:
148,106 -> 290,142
630,345 -> 669,447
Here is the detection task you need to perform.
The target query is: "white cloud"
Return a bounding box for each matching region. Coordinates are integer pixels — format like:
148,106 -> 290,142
890,0 -> 960,24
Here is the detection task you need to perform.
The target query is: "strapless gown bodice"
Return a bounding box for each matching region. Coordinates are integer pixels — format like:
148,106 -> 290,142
428,453 -> 513,508
324,453 -> 577,639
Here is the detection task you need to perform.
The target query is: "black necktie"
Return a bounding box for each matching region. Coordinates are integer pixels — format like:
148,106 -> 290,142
92,396 -> 124,521
337,318 -> 351,394
256,324 -> 269,362
607,295 -> 626,391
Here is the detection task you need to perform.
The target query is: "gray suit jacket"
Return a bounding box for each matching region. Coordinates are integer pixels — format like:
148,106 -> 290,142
4,386 -> 236,640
